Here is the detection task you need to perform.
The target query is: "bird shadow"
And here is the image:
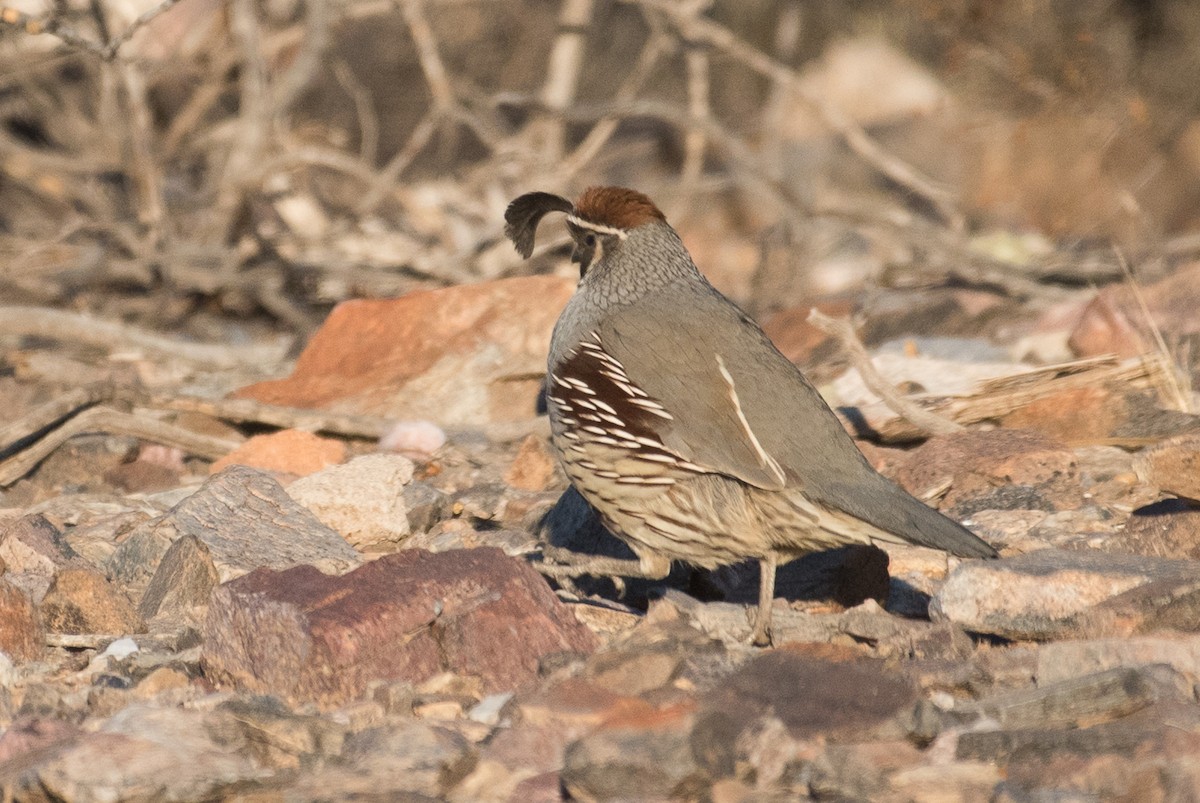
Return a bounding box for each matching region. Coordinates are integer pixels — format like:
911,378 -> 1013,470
534,486 -> 915,615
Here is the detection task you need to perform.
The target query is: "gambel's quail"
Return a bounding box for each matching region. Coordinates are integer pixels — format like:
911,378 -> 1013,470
505,186 -> 997,645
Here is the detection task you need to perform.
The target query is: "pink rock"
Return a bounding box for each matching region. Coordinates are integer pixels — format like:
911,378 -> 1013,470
1069,262 -> 1200,358
235,276 -> 576,426
379,420 -> 446,460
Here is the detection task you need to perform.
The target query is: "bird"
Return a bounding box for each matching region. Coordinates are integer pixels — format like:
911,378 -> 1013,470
504,186 -> 997,645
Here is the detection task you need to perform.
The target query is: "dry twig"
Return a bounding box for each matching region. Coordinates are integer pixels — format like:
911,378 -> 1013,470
807,309 -> 966,437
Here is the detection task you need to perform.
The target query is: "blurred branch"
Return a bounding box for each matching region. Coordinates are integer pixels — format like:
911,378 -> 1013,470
0,0 -> 187,60
624,0 -> 964,229
0,306 -> 291,368
531,0 -> 595,165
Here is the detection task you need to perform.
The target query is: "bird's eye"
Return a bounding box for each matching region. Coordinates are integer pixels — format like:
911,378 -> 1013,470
584,233 -> 596,247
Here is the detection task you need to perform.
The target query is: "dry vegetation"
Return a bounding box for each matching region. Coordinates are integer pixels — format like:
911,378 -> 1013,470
2,0 -> 1200,468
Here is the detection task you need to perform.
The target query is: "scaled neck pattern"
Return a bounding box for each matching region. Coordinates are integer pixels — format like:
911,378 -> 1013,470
550,222 -> 706,366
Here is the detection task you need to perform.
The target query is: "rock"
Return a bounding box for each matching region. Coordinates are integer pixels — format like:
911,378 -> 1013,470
931,548 -> 1200,639
560,701 -> 707,801
1135,432 -> 1200,502
956,701 -> 1200,797
379,420 -> 447,460
809,740 -> 926,801
217,695 -> 345,770
0,579 -> 43,661
701,649 -> 918,741
1069,261 -> 1200,359
402,481 -> 451,534
0,514 -> 86,603
504,435 -> 559,492
1037,633 -> 1200,685
103,459 -> 183,494
893,428 -> 1081,515
201,548 -> 597,707
286,453 -> 414,551
12,705 -> 262,802
107,465 -> 363,599
234,276 -> 575,426
209,429 -> 346,476
958,665 -> 1188,733
40,567 -> 145,636
282,720 -> 474,800
761,301 -> 852,365
137,535 -> 220,621
1118,500 -> 1200,560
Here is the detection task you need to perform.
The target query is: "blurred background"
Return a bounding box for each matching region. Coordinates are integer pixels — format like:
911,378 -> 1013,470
2,0 -> 1200,374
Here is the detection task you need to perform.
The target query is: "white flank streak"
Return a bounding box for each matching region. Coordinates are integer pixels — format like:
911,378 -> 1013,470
591,398 -> 618,415
715,354 -> 786,486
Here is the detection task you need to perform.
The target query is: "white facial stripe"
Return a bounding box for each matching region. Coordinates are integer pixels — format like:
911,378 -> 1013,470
566,214 -> 628,239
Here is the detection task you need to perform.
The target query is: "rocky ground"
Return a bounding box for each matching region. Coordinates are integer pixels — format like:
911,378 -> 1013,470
1,266 -> 1199,802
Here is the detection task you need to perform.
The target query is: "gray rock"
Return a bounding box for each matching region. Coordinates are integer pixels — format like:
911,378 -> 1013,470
403,481 -> 451,534
106,465 -> 363,597
137,535 -> 219,621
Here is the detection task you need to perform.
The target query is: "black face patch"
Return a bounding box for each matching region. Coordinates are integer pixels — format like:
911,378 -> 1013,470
567,222 -> 601,277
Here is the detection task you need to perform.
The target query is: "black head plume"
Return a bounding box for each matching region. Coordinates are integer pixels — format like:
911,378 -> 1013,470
504,191 -> 574,258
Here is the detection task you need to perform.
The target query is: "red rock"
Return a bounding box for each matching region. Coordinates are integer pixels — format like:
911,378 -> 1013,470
0,579 -> 43,661
504,435 -> 559,492
235,276 -> 575,425
40,567 -> 146,636
893,428 -> 1081,514
209,429 -> 345,477
1069,262 -> 1200,358
761,300 -> 853,365
201,548 -> 597,707
1001,385 -> 1125,443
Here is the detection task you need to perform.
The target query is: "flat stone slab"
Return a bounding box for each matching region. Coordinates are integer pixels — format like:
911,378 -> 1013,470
931,548 -> 1200,639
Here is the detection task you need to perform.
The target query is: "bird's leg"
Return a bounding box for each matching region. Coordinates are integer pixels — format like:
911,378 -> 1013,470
751,552 -> 779,647
534,550 -> 672,597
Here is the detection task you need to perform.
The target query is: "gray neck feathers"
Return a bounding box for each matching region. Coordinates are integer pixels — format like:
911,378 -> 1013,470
550,221 -> 707,367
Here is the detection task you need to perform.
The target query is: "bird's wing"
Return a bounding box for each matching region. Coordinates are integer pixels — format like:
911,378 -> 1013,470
601,287 -> 997,559
590,311 -> 787,492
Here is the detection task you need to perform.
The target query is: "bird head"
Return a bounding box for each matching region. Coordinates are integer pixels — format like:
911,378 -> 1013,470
504,186 -> 668,278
